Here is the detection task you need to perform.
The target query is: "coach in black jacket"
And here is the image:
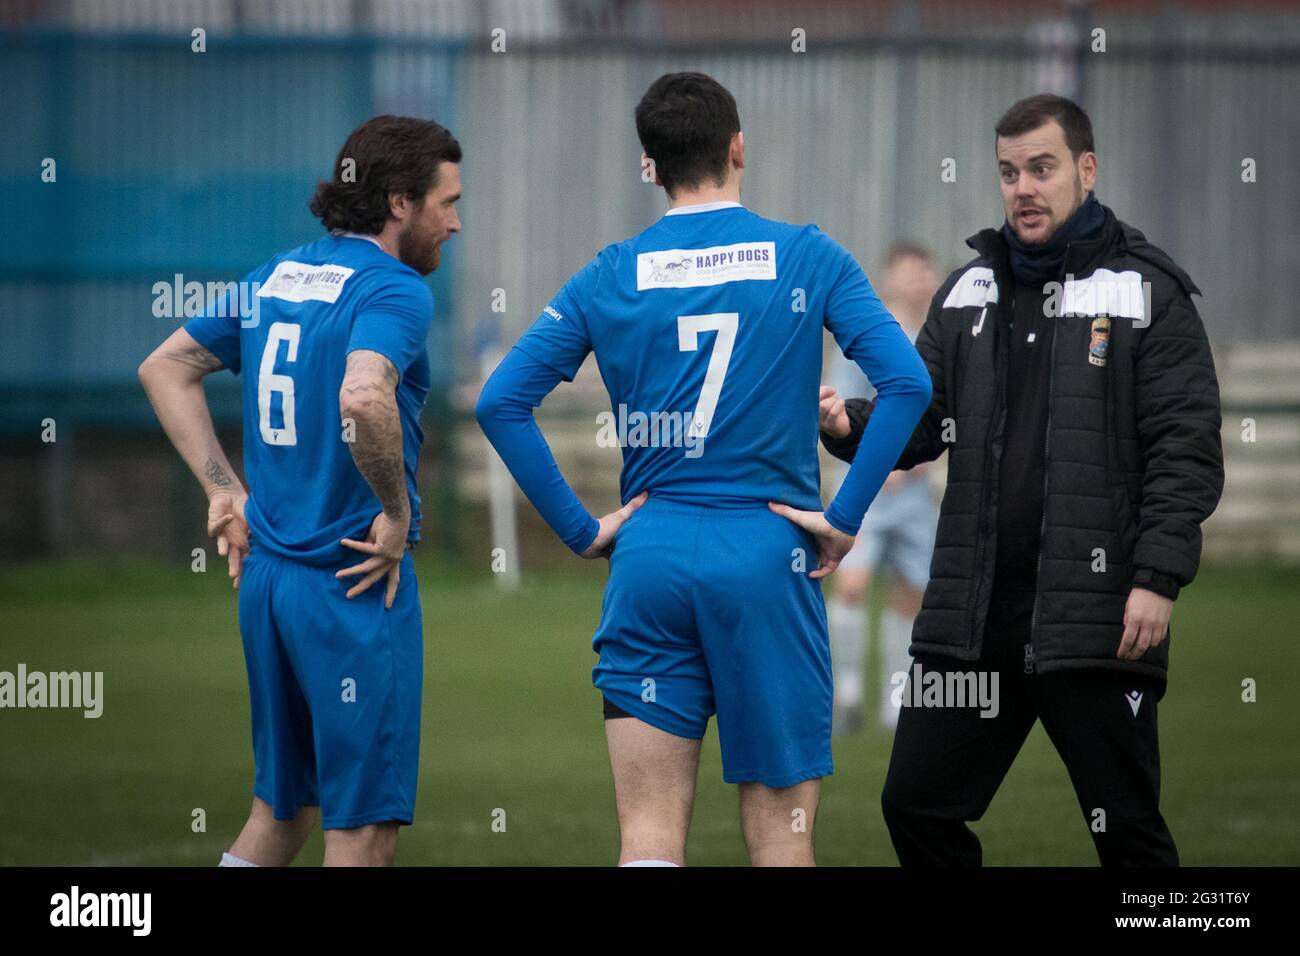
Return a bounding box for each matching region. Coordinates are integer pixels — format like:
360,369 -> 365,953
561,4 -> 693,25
821,95 -> 1223,866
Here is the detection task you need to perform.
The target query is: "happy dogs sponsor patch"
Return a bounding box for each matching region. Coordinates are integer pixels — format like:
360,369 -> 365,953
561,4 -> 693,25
256,261 -> 356,304
637,242 -> 776,290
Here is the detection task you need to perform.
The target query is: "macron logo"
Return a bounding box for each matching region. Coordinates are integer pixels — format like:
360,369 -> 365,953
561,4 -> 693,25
1126,690 -> 1144,716
50,886 -> 151,936
942,266 -> 999,310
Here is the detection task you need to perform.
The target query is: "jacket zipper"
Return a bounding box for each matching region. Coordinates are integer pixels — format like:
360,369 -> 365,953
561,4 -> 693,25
1026,308 -> 1057,674
966,304 -> 1006,651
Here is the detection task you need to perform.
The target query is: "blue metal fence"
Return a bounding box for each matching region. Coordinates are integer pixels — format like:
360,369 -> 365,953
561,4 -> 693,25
0,31 -> 463,424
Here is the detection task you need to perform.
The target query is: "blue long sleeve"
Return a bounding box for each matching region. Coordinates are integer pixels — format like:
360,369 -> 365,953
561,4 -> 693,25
475,346 -> 601,555
823,320 -> 932,536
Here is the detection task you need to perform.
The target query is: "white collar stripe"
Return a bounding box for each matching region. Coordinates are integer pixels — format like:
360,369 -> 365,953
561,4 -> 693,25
338,231 -> 385,250
665,201 -> 743,216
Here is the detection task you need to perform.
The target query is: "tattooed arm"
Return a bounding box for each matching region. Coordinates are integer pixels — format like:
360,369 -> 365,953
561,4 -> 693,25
138,327 -> 248,585
139,328 -> 245,500
339,349 -> 408,520
334,349 -> 410,608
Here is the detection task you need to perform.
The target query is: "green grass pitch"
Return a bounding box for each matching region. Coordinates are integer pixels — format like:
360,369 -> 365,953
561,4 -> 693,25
1,556 -> 1296,865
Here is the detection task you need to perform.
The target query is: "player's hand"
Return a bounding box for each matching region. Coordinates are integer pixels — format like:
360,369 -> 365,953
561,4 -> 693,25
581,492 -> 649,560
337,511 -> 410,608
207,490 -> 249,590
1117,587 -> 1172,660
767,502 -> 856,579
819,386 -> 850,439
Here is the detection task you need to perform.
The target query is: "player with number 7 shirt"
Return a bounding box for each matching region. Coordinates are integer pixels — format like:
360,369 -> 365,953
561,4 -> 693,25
476,72 -> 932,866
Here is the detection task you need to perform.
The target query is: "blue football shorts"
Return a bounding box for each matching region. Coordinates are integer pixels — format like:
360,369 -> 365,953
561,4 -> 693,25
592,496 -> 833,789
237,544 -> 422,829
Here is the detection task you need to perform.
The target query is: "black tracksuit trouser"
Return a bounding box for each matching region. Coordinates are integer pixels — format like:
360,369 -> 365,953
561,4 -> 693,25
880,586 -> 1179,866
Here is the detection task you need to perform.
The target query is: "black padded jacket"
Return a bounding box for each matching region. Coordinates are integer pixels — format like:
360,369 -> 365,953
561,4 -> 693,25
821,206 -> 1224,688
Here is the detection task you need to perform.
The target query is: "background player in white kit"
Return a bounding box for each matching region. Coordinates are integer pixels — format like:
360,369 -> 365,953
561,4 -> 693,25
821,243 -> 941,733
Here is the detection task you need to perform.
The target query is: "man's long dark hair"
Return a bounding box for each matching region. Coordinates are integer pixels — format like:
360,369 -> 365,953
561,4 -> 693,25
310,115 -> 462,234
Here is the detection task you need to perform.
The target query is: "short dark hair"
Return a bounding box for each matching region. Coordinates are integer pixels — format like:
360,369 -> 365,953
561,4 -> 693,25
995,94 -> 1095,158
310,115 -> 461,234
883,240 -> 935,270
635,72 -> 741,196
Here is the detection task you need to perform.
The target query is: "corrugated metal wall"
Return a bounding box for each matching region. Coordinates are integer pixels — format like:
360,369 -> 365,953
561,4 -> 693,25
457,40 -> 1300,367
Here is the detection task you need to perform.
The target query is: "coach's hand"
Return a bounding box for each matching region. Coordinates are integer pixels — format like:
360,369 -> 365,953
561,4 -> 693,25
767,502 -> 856,579
207,490 -> 249,590
338,511 -> 410,609
1117,587 -> 1172,660
581,492 -> 649,560
819,386 -> 850,439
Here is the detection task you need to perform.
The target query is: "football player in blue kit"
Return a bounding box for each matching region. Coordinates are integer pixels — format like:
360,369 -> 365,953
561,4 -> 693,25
139,116 -> 461,866
477,73 -> 931,865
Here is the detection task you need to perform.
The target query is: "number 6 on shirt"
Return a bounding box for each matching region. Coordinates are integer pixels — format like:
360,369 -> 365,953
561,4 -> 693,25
258,321 -> 300,446
677,312 -> 738,442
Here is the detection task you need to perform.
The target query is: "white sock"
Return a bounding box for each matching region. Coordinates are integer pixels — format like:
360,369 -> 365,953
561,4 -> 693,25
621,859 -> 680,867
879,609 -> 915,728
219,851 -> 259,867
828,598 -> 867,709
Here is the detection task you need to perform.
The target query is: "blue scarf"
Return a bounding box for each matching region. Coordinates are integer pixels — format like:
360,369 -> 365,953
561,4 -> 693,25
1001,191 -> 1105,287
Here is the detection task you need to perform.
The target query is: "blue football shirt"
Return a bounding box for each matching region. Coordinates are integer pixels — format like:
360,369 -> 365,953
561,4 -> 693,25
495,203 -> 930,541
185,234 -> 433,565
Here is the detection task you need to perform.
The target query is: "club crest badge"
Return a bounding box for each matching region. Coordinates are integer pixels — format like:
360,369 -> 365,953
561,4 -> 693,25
1088,316 -> 1111,366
